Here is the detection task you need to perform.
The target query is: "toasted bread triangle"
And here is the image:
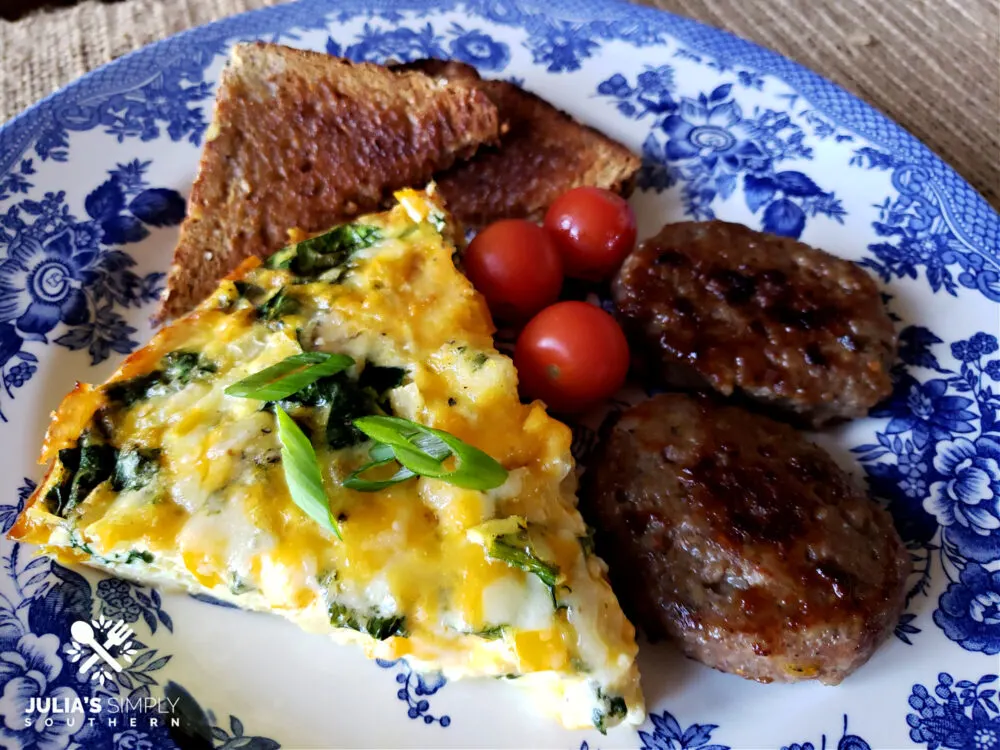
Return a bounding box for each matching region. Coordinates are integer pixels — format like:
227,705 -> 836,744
397,59 -> 640,226
159,43 -> 499,321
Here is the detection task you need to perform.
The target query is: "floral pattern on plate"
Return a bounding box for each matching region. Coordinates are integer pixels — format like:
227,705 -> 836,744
0,0 -> 996,747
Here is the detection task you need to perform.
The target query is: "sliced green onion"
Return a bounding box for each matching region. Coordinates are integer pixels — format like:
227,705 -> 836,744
343,432 -> 453,491
275,407 -> 341,539
343,462 -> 416,492
350,416 -> 507,491
392,443 -> 450,477
412,432 -> 452,460
368,442 -> 396,463
343,442 -> 416,491
349,415 -> 422,446
225,353 -> 354,400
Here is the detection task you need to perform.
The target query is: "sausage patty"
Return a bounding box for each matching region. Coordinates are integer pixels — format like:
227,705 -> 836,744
580,393 -> 910,685
612,221 -> 897,426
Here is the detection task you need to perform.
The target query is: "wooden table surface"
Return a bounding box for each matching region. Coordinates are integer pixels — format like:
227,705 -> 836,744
1,0 -> 998,207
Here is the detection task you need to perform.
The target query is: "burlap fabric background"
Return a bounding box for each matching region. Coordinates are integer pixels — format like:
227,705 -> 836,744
1,0 -> 997,207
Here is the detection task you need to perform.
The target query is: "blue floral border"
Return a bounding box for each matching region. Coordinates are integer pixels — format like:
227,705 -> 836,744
1,1 -> 998,747
0,479 -> 280,750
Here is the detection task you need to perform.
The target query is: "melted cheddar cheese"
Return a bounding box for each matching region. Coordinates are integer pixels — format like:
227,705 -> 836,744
10,188 -> 644,731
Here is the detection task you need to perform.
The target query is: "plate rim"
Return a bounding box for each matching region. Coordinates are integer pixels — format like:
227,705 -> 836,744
0,1 -> 997,747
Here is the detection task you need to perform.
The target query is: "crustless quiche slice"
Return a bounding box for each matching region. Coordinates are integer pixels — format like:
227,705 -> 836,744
10,188 -> 644,731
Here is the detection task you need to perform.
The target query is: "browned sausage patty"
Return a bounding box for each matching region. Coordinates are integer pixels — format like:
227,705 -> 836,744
612,221 -> 897,426
580,393 -> 910,685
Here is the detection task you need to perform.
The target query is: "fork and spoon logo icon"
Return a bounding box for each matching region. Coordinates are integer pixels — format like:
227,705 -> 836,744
70,619 -> 135,675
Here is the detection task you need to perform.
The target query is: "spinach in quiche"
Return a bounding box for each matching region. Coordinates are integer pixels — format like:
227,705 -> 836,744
106,350 -> 217,407
327,601 -> 407,641
112,447 -> 161,492
266,223 -> 381,277
47,432 -> 116,517
276,363 -> 406,449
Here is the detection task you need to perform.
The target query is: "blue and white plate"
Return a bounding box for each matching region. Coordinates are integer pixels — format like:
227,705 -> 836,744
0,1 -> 997,748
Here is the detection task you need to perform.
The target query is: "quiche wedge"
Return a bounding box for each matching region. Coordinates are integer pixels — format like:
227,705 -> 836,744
10,187 -> 644,731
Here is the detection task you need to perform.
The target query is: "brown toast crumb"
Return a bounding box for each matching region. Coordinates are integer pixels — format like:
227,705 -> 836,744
159,43 -> 499,321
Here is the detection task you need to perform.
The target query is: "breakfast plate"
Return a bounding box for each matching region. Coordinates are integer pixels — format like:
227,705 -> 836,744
0,1 -> 997,748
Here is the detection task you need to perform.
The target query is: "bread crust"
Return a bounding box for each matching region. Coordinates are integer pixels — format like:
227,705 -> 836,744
398,59 -> 641,226
159,44 -> 500,321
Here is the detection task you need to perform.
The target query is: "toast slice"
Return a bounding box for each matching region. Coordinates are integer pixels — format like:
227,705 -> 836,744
159,43 -> 500,321
12,188 -> 644,731
397,59 -> 641,227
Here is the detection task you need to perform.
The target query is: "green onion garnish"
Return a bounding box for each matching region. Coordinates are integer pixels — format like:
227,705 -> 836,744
342,442 -> 417,492
275,407 -> 341,539
345,416 -> 507,491
225,353 -> 354,401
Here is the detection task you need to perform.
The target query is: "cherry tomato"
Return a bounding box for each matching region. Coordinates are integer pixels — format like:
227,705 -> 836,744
514,301 -> 630,413
544,187 -> 637,280
464,220 -> 564,323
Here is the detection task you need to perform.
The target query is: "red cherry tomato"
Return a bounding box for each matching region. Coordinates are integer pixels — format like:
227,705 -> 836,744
544,187 -> 637,280
464,220 -> 563,323
514,301 -> 630,413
